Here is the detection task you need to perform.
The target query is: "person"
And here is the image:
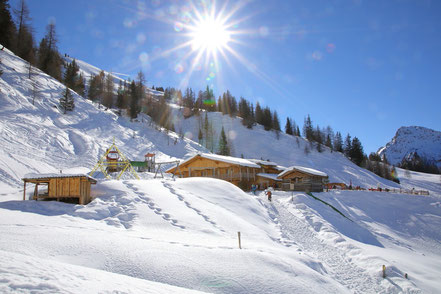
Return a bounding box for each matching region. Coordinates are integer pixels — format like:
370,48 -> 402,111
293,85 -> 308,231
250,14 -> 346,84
251,184 -> 257,195
266,190 -> 272,202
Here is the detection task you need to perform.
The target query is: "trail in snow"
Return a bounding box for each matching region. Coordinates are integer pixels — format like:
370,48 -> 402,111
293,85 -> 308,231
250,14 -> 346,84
162,180 -> 226,233
267,198 -> 419,294
123,181 -> 185,229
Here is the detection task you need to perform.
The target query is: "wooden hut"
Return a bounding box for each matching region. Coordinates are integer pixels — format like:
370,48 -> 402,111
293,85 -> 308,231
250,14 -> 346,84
278,166 -> 328,192
256,173 -> 282,189
166,153 -> 261,187
22,173 -> 97,205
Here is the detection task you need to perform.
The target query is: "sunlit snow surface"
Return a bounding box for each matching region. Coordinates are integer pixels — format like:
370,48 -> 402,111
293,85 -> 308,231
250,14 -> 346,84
1,46 -> 441,293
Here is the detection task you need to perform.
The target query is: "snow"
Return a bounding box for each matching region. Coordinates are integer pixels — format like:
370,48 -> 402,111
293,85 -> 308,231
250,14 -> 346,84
279,166 -> 328,178
23,173 -> 97,181
62,55 -> 164,97
248,159 -> 279,166
378,126 -> 441,168
257,173 -> 281,181
179,153 -> 261,168
1,46 -> 441,293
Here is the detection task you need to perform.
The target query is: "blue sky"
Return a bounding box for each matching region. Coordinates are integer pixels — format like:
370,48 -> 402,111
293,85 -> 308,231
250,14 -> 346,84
12,0 -> 441,153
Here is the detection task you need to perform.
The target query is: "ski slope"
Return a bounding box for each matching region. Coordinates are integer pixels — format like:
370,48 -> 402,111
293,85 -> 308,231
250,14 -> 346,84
2,46 -> 441,293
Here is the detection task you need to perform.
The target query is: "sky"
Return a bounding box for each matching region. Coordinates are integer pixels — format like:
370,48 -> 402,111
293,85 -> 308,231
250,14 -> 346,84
10,0 -> 441,154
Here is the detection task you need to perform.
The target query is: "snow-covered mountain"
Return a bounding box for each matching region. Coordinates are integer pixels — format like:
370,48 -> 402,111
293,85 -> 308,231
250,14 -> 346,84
2,46 -> 441,293
378,126 -> 441,168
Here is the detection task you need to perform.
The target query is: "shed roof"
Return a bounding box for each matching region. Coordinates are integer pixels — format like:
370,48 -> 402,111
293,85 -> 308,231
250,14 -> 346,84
23,173 -> 97,183
174,153 -> 260,169
248,159 -> 278,166
257,173 -> 282,181
278,166 -> 328,178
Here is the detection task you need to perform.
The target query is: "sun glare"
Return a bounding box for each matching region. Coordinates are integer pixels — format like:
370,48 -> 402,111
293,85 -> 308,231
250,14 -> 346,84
190,17 -> 231,52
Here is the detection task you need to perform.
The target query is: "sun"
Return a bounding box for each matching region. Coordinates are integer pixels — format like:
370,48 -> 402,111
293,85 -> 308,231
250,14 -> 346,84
190,16 -> 231,53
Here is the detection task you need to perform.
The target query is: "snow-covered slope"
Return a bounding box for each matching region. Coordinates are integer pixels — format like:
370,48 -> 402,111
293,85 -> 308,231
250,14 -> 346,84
172,109 -> 400,188
62,55 -> 164,97
378,126 -> 441,168
1,176 -> 440,293
0,46 -> 205,189
2,46 -> 441,293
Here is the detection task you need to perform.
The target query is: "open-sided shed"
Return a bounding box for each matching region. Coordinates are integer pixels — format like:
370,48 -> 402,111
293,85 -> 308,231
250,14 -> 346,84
22,173 -> 97,205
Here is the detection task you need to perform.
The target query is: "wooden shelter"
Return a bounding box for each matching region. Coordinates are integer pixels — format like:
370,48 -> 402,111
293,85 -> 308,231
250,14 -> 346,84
278,166 -> 328,192
166,153 -> 261,187
256,173 -> 282,189
22,173 -> 97,205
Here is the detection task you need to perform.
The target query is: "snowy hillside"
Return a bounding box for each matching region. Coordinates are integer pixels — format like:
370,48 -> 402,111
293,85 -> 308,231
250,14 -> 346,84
172,109 -> 400,188
1,177 -> 441,293
0,46 -> 205,189
62,55 -> 164,97
2,46 -> 441,293
59,52 -> 401,189
378,126 -> 441,168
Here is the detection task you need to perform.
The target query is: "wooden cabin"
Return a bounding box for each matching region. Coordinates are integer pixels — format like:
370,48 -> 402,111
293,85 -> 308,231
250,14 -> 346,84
22,173 -> 97,205
256,173 -> 282,189
166,153 -> 261,187
278,166 -> 328,192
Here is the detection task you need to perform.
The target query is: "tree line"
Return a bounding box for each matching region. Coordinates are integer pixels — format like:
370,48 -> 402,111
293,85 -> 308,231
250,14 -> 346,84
3,0 -> 429,179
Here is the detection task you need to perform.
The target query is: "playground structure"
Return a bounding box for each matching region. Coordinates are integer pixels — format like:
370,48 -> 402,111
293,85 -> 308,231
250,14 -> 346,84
131,153 -> 156,172
89,139 -> 140,180
89,139 -> 181,180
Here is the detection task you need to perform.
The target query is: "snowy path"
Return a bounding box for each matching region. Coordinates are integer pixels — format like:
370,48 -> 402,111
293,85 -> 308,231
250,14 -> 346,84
266,197 -> 417,294
123,181 -> 185,229
162,181 -> 227,233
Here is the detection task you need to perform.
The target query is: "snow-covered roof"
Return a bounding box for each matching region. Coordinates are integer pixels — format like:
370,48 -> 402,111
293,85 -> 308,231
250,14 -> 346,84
23,173 -> 97,182
278,166 -> 328,178
248,159 -> 279,166
179,153 -> 260,168
257,173 -> 282,181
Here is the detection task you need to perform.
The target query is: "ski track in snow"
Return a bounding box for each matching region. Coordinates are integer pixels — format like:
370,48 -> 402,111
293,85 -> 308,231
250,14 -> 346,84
123,181 -> 185,229
162,180 -> 226,233
270,199 -> 418,294
252,193 -> 298,248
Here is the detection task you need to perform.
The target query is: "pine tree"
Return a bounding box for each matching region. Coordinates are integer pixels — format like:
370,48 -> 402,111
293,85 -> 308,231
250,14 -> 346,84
262,107 -> 272,131
349,136 -> 364,166
102,73 -> 114,109
325,134 -> 333,150
129,80 -> 139,119
198,127 -> 203,144
59,86 -> 74,113
303,114 -> 314,140
285,117 -> 293,135
217,126 -> 230,156
63,59 -> 84,95
116,80 -> 124,109
343,133 -> 352,157
0,0 -> 17,50
255,102 -> 264,125
334,131 -> 343,152
38,22 -> 62,80
87,71 -> 104,102
13,0 -> 35,63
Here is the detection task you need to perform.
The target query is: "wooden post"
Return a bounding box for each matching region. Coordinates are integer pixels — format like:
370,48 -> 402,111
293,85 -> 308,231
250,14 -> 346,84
382,265 -> 386,278
238,231 -> 242,249
23,181 -> 26,200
